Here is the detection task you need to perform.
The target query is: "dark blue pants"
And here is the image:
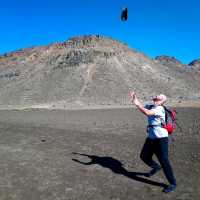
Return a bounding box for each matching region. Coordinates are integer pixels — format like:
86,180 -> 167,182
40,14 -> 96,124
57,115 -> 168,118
140,137 -> 176,185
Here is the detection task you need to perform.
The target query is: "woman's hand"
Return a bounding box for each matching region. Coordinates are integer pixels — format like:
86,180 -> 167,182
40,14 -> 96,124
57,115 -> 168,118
129,91 -> 155,116
129,91 -> 135,103
129,91 -> 140,106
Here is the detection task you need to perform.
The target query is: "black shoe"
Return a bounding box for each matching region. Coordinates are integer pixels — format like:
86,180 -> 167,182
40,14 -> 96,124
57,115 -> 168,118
144,166 -> 161,177
163,184 -> 176,193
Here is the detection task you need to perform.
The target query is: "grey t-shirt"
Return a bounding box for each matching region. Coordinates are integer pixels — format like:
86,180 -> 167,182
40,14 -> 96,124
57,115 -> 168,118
145,104 -> 168,139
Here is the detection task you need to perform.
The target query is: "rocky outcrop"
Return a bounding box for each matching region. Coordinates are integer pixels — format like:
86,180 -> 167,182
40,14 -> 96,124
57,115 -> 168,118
188,59 -> 200,70
155,55 -> 183,66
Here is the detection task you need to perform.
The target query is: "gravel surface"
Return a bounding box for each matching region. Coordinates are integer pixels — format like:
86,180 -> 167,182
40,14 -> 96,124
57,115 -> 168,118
0,107 -> 199,200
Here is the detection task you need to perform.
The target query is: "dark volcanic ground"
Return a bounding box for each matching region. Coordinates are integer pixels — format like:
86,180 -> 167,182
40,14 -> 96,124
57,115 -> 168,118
0,107 -> 199,200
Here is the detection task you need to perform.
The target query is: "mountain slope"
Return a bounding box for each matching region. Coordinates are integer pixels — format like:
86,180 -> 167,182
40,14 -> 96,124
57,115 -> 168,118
0,35 -> 199,108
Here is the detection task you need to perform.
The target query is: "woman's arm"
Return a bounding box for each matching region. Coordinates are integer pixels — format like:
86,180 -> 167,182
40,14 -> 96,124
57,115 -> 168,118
130,92 -> 155,116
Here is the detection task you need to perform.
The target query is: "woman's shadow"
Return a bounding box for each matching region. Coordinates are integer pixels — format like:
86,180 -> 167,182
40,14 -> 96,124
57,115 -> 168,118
72,153 -> 167,188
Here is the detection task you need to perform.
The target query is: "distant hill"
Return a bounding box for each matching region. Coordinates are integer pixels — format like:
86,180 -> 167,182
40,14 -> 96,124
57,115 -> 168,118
0,35 -> 199,108
188,59 -> 200,70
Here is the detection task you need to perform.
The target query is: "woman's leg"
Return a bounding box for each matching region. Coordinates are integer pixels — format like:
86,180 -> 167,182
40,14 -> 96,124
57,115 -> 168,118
155,137 -> 176,185
140,138 -> 160,169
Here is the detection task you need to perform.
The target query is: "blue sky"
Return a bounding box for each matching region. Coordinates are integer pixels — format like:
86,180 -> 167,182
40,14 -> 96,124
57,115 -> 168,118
0,0 -> 199,64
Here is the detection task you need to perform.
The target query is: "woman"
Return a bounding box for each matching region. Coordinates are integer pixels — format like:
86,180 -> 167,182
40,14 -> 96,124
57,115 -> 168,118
130,91 -> 177,193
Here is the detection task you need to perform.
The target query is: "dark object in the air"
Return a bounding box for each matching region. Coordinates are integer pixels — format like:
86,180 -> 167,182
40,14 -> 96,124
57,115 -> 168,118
41,139 -> 46,142
121,7 -> 128,21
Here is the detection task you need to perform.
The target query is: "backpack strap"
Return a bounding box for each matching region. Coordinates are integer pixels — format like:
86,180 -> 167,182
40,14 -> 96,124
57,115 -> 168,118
163,106 -> 177,121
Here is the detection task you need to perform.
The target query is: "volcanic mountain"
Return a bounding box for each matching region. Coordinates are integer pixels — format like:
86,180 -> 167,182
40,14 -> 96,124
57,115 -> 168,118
0,35 -> 199,108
